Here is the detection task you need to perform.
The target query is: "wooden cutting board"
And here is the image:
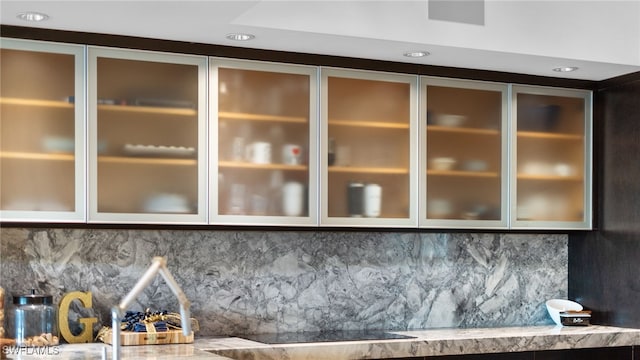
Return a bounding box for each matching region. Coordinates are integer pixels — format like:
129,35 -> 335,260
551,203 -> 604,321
101,329 -> 194,345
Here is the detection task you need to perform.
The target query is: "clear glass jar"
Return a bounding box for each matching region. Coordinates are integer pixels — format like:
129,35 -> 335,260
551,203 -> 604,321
13,290 -> 59,347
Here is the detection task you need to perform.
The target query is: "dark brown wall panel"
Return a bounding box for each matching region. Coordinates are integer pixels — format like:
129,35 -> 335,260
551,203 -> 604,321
569,75 -> 640,327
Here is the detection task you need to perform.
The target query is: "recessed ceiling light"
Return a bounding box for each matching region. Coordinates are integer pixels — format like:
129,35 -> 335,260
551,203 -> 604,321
16,11 -> 49,22
553,66 -> 579,73
226,33 -> 255,41
403,51 -> 430,58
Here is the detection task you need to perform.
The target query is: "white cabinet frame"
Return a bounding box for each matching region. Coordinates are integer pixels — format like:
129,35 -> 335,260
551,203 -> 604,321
87,47 -> 208,224
209,58 -> 319,226
0,38 -> 87,223
510,85 -> 593,230
419,77 -> 510,229
320,67 -> 419,228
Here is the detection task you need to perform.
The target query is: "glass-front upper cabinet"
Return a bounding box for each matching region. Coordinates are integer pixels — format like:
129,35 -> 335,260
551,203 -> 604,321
210,59 -> 318,225
420,77 -> 508,228
512,85 -> 592,229
0,39 -> 85,222
88,47 -> 207,224
321,68 -> 418,227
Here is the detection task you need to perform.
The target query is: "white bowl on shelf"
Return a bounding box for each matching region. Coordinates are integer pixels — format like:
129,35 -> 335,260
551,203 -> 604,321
430,157 -> 457,171
42,136 -> 74,153
143,193 -> 190,213
546,299 -> 583,326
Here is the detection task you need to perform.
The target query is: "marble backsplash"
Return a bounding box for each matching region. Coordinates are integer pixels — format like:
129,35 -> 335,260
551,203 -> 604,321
0,228 -> 566,337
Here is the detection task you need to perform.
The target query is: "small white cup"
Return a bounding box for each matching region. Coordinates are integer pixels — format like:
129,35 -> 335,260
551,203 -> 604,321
282,144 -> 302,165
554,163 -> 573,177
282,181 -> 304,216
335,145 -> 351,166
428,199 -> 452,218
245,142 -> 271,164
364,183 -> 382,217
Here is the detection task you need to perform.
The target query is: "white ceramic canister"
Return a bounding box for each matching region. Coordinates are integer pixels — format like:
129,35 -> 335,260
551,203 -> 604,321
364,183 -> 382,217
282,181 -> 304,216
245,141 -> 271,164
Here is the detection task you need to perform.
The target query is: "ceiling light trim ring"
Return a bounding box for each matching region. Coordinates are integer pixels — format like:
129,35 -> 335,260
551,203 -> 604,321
553,66 -> 579,73
403,51 -> 431,58
226,33 -> 256,41
16,11 -> 50,22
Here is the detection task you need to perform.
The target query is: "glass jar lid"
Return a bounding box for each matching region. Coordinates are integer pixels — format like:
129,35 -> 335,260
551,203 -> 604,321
13,289 -> 53,305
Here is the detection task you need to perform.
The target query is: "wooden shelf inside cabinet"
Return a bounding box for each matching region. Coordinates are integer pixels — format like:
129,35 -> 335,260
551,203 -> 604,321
329,166 -> 408,175
517,173 -> 583,181
517,131 -> 583,141
427,169 -> 499,178
329,119 -> 409,129
0,97 -> 74,109
427,125 -> 500,136
218,161 -> 308,171
219,111 -> 307,124
98,104 -> 197,116
98,156 -> 197,166
0,151 -> 74,161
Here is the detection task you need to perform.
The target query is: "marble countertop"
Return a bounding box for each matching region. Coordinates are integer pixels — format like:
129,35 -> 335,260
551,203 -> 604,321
4,326 -> 640,360
198,325 -> 640,360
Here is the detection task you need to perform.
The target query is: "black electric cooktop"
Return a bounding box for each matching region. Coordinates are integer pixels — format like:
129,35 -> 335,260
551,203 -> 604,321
241,330 -> 415,344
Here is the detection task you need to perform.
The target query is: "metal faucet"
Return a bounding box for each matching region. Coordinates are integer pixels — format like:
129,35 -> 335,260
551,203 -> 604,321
111,257 -> 192,360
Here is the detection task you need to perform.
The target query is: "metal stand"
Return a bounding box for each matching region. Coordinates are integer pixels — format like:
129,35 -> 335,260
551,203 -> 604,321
111,257 -> 191,360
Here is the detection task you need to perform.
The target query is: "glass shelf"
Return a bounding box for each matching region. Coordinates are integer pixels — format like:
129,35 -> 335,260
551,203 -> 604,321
427,169 -> 499,178
517,131 -> 583,141
219,111 -> 307,124
329,166 -> 409,175
329,119 -> 410,129
0,97 -> 74,109
97,156 -> 197,166
427,125 -> 499,136
0,151 -> 75,161
517,173 -> 583,181
97,104 -> 197,116
218,161 -> 308,171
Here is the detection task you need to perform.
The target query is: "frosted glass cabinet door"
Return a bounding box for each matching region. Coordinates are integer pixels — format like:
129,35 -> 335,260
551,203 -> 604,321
321,68 -> 418,227
512,85 -> 592,229
211,59 -> 318,225
88,47 -> 207,223
0,39 -> 85,222
420,77 -> 508,228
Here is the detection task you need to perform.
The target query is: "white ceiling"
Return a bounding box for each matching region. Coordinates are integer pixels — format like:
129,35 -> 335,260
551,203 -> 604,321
2,0 -> 640,81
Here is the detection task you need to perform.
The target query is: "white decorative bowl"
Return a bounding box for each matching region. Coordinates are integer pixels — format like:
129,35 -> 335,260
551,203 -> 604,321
430,157 -> 457,171
462,159 -> 488,172
546,299 -> 583,326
